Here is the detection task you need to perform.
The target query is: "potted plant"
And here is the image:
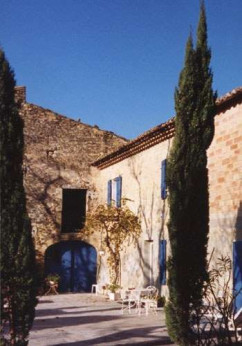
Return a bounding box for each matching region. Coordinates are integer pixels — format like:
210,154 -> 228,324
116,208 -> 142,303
107,283 -> 122,301
45,273 -> 60,295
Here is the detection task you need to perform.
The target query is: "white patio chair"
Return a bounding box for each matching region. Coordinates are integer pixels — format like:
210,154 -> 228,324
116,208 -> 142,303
91,284 -> 98,295
228,308 -> 242,341
120,290 -> 141,314
91,283 -> 107,295
145,286 -> 158,298
140,286 -> 158,315
140,297 -> 158,315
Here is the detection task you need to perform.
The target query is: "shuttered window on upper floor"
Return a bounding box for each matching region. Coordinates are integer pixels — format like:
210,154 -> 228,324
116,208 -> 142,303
161,159 -> 167,199
107,176 -> 122,207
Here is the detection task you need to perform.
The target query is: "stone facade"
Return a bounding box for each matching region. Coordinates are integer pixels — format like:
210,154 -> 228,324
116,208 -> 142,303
93,138 -> 171,295
93,87 -> 242,294
207,97 -> 242,259
15,85 -> 242,294
15,87 -> 128,266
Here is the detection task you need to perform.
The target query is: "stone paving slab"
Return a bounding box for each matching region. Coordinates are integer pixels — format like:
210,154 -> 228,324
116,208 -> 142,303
29,293 -> 175,345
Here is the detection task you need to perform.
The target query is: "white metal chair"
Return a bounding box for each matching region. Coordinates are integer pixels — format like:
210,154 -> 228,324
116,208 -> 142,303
228,308 -> 242,341
140,286 -> 158,315
91,283 -> 107,295
91,284 -> 98,295
145,286 -> 158,298
120,290 -> 141,314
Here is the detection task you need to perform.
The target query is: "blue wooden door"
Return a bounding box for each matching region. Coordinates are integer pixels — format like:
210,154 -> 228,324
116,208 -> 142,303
233,241 -> 242,312
45,241 -> 97,293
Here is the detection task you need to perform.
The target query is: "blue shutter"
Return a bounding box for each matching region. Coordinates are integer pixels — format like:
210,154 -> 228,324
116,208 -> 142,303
161,159 -> 167,199
160,240 -> 167,285
107,180 -> 112,206
233,241 -> 242,312
115,176 -> 122,207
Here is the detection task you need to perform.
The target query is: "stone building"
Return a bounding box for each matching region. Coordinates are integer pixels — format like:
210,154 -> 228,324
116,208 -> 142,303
15,86 -> 128,292
92,87 -> 242,309
15,86 -> 242,307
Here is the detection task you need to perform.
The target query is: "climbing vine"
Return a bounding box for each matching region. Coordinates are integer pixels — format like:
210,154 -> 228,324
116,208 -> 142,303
84,200 -> 141,285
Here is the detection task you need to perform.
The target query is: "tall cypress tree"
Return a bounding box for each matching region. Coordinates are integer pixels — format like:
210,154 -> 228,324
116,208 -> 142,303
165,3 -> 216,345
0,48 -> 37,345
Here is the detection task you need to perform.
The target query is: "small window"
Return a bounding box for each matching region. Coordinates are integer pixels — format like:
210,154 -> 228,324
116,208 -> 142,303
159,239 -> 167,285
61,189 -> 86,233
107,176 -> 122,207
161,159 -> 167,199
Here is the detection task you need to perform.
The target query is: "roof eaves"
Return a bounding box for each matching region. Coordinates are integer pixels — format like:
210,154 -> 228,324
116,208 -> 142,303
92,118 -> 175,169
216,86 -> 242,113
92,86 -> 242,169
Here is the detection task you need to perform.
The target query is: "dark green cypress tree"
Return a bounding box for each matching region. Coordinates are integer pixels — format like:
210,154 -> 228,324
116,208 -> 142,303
165,3 -> 216,345
0,48 -> 37,345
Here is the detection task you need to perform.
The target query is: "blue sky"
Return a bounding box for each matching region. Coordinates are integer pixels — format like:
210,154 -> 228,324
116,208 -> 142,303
1,0 -> 241,139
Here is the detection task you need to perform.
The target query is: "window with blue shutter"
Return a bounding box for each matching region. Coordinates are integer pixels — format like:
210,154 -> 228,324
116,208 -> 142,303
115,176 -> 122,207
161,159 -> 167,199
159,239 -> 167,285
107,180 -> 112,206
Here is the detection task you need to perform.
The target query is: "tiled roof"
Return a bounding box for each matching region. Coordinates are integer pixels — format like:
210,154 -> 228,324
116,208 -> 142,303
216,86 -> 242,112
216,86 -> 242,104
92,118 -> 175,169
92,87 -> 242,169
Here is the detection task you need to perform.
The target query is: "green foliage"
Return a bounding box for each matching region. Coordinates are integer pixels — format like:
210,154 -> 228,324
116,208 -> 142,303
45,273 -> 60,284
0,48 -> 37,345
107,283 -> 122,293
84,200 -> 141,285
165,3 -> 216,345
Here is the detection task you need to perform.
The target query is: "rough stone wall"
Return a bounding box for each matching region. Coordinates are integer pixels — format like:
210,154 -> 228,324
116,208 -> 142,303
207,102 -> 242,261
16,88 -> 128,265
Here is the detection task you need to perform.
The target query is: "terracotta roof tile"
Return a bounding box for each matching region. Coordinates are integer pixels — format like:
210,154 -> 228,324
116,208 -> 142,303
93,87 -> 242,169
216,86 -> 242,105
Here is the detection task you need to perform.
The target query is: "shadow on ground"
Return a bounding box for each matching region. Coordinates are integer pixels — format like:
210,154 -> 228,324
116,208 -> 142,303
56,325 -> 173,345
33,314 -> 123,330
36,306 -> 120,317
29,294 -> 175,346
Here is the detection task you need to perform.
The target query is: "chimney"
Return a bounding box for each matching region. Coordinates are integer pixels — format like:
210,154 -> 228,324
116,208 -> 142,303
14,86 -> 26,104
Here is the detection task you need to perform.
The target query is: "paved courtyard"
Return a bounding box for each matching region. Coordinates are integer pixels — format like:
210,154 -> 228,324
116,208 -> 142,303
29,293 -> 175,345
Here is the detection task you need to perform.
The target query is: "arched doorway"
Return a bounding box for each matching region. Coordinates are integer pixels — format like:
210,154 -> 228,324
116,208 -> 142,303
45,241 -> 97,293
